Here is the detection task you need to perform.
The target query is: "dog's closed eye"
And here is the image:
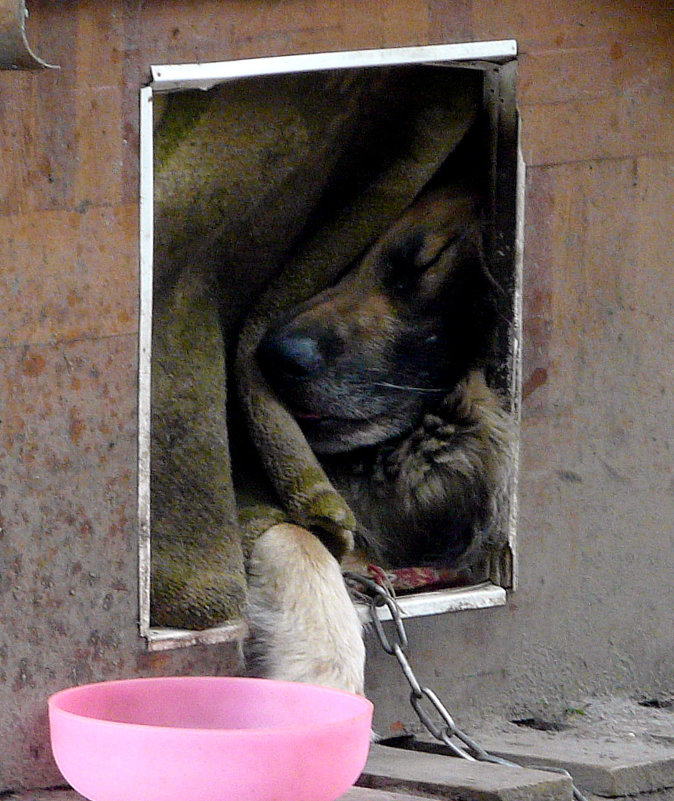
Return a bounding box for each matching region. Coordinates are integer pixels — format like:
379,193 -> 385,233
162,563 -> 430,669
384,230 -> 461,294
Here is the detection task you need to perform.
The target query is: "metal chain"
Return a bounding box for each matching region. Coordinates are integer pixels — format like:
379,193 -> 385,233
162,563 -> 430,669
345,573 -> 589,801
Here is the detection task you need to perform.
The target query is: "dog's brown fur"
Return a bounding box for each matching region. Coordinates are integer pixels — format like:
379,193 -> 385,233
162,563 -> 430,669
245,523 -> 366,693
257,186 -> 512,572
245,186 -> 512,693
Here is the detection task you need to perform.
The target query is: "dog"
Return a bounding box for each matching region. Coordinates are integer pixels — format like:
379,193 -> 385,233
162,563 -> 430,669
244,186 -> 512,693
245,522 -> 367,694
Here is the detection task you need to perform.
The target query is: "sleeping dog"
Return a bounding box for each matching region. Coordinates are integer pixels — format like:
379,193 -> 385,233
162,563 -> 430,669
245,186 -> 512,693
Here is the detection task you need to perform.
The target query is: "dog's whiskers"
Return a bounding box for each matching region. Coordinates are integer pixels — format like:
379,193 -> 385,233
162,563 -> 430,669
373,381 -> 450,394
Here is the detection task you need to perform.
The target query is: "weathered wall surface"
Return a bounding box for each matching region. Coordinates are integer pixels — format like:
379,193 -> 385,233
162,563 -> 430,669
0,0 -> 672,790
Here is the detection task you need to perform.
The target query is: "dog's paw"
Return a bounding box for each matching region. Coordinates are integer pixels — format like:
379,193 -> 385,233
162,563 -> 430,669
245,523 -> 365,696
296,487 -> 356,560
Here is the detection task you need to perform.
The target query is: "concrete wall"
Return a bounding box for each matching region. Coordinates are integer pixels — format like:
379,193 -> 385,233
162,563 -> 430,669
0,0 -> 672,790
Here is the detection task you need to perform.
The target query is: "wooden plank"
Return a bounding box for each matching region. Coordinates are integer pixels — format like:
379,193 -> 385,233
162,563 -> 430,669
341,787 -> 438,800
360,744 -> 573,800
521,92 -> 674,167
0,206 -> 138,347
471,0 -> 669,51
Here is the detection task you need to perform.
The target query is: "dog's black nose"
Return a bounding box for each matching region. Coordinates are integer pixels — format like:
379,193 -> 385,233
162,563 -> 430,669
257,328 -> 323,378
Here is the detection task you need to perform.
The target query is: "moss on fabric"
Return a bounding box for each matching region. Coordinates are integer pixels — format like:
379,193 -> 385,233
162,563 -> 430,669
150,66 -> 483,629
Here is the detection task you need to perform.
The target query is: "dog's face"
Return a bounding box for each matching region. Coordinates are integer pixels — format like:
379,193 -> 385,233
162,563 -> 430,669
257,189 -> 497,454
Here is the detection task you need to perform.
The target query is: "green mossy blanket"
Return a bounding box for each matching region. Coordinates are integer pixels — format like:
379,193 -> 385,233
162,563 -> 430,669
150,66 -> 482,629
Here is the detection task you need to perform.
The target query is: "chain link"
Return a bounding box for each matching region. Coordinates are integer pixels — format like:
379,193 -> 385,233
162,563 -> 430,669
345,573 -> 589,801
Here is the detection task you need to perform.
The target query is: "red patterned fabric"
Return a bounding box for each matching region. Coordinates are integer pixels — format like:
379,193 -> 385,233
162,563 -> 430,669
367,564 -> 471,593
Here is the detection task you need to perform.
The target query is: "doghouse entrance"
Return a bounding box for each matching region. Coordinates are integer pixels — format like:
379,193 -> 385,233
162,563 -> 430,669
138,42 -> 523,649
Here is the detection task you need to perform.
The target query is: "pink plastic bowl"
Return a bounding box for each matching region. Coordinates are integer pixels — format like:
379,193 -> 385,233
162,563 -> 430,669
49,676 -> 373,801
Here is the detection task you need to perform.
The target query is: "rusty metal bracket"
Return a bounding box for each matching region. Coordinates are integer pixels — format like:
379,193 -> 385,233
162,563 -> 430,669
0,0 -> 57,70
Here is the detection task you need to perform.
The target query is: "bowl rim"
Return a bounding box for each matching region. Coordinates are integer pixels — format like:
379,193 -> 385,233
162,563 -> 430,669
48,675 -> 374,738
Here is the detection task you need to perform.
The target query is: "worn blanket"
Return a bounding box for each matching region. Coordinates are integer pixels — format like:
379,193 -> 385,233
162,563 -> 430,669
150,66 -> 482,629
